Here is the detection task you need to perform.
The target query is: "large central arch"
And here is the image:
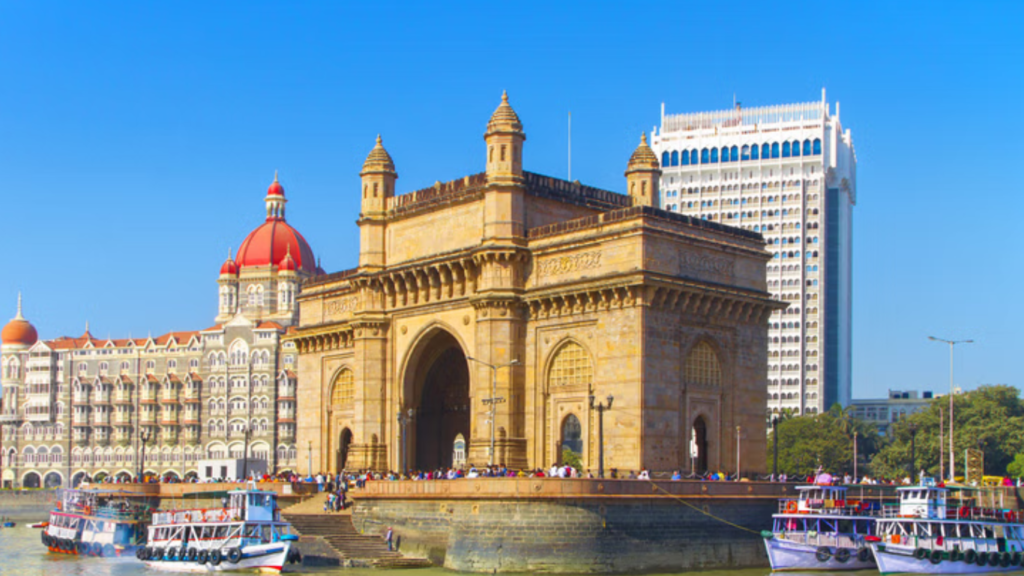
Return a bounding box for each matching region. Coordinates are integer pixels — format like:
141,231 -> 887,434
405,329 -> 471,471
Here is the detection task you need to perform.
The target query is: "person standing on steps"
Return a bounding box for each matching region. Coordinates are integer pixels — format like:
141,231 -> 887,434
385,526 -> 394,551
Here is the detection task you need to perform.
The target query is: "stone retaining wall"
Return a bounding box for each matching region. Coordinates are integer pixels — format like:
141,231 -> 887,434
0,489 -> 57,518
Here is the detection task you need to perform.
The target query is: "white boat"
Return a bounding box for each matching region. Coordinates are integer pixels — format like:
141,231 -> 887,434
42,488 -> 153,557
764,484 -> 882,571
136,485 -> 301,573
870,479 -> 1024,574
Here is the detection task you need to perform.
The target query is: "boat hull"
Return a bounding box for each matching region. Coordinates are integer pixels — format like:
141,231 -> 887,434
143,542 -> 292,574
872,545 -> 1023,575
765,537 -> 875,572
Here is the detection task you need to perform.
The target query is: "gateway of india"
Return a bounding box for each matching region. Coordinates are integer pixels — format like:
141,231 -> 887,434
292,93 -> 782,475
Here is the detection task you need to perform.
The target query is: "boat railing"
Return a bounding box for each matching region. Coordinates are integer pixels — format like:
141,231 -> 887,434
774,531 -> 863,549
880,505 -> 1021,523
152,507 -> 243,525
777,500 -> 878,516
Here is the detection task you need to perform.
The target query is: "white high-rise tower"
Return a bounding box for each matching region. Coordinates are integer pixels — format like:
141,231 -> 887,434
650,91 -> 856,417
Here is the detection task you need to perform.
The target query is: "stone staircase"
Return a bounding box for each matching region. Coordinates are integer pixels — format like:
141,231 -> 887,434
283,509 -> 432,569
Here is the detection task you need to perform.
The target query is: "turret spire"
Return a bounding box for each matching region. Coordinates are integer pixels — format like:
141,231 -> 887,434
265,172 -> 287,220
15,292 -> 23,320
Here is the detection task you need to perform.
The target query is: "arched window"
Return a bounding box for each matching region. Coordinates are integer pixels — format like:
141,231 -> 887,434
730,146 -> 739,162
683,341 -> 722,387
710,148 -> 719,163
751,144 -> 760,160
700,148 -> 709,164
791,140 -> 800,157
662,152 -> 670,166
331,368 -> 355,410
771,143 -> 779,158
670,151 -> 679,166
813,138 -> 821,155
782,142 -> 791,157
548,341 -> 593,388
802,139 -> 811,156
690,150 -> 698,165
741,145 -> 750,161
681,150 -> 689,165
561,414 -> 583,457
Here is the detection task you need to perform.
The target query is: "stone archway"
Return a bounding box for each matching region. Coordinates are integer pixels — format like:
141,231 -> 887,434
407,330 -> 471,471
22,471 -> 41,488
43,472 -> 62,489
337,428 -> 353,471
560,413 -> 583,463
72,471 -> 88,487
692,416 -> 709,473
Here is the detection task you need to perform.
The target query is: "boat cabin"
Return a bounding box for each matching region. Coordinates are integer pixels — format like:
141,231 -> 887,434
228,489 -> 278,523
897,484 -> 947,519
795,485 -> 849,513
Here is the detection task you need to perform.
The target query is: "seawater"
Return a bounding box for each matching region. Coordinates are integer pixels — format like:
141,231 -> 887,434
0,512 -> 875,576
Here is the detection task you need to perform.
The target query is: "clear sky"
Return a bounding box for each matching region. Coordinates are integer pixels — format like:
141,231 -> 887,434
1,1 -> 1021,399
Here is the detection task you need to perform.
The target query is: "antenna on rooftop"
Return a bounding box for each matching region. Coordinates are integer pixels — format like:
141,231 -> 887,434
567,111 -> 572,181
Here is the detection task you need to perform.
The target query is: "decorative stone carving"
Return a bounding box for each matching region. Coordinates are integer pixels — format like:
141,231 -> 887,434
536,251 -> 602,278
678,251 -> 733,279
325,296 -> 359,316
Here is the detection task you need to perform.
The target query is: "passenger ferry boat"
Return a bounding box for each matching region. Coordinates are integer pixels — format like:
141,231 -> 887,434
870,479 -> 1024,574
136,485 -> 301,573
41,488 -> 153,557
764,483 -> 882,571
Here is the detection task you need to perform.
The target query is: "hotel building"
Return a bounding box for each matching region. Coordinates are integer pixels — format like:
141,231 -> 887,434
650,92 -> 856,416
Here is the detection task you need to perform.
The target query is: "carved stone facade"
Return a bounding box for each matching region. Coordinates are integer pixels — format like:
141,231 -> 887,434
292,94 -> 782,476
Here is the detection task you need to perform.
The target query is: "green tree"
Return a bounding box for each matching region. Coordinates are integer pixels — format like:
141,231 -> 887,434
1008,454 -> 1024,478
561,447 -> 583,471
767,405 -> 883,476
869,385 -> 1024,479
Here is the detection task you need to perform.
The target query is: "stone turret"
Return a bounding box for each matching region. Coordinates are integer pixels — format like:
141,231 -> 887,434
625,133 -> 661,208
484,91 -> 525,183
359,135 -> 397,270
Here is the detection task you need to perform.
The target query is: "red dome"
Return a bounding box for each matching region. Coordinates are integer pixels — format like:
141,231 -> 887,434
220,255 -> 239,276
267,172 -> 284,197
279,250 -> 297,272
2,318 -> 37,346
236,219 -> 316,273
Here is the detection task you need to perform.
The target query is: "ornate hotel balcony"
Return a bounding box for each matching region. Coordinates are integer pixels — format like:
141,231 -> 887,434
113,412 -> 132,425
73,393 -> 90,405
114,433 -> 132,447
92,413 -> 111,426
93,393 -> 112,405
276,411 -> 296,421
160,392 -> 179,404
183,391 -> 201,403
140,392 -> 158,404
26,407 -> 52,422
72,413 -> 90,426
73,432 -> 91,446
159,418 -> 179,427
114,392 -> 133,404
162,429 -> 179,444
139,412 -> 157,425
0,412 -> 19,423
277,430 -> 296,443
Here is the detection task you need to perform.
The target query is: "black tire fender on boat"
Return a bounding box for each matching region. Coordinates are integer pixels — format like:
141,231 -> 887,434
209,549 -> 223,566
103,544 -> 116,558
186,548 -> 198,562
914,548 -> 929,560
835,548 -> 851,563
92,542 -> 103,557
976,552 -> 988,566
1012,552 -> 1022,566
930,550 -> 943,564
227,548 -> 242,564
136,547 -> 147,560
965,549 -> 978,564
1000,552 -> 1011,567
815,547 -> 831,562
857,547 -> 871,563
63,539 -> 73,552
41,532 -> 48,546
197,549 -> 209,564
153,547 -> 164,561
167,547 -> 179,561
990,552 -> 1002,567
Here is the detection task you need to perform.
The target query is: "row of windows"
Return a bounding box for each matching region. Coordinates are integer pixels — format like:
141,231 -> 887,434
769,378 -> 820,386
661,139 -> 822,167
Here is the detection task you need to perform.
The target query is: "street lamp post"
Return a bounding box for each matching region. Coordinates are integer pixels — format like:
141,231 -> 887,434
137,429 -> 152,481
929,336 -> 973,483
771,417 -> 779,480
853,431 -> 858,480
307,440 -> 313,478
466,357 -> 519,467
588,394 -> 613,478
241,424 -> 252,481
397,408 -> 414,473
908,422 -> 918,477
735,426 -> 742,480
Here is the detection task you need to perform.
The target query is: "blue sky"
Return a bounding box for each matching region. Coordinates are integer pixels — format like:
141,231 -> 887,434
1,1 -> 1021,399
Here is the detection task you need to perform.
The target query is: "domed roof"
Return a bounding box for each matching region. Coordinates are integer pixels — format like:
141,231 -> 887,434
1,294 -> 38,347
486,91 -> 524,136
267,171 -> 285,197
220,249 -> 239,276
235,176 -> 316,274
625,132 -> 660,173
361,135 -> 397,176
279,245 -> 297,272
236,219 -> 316,274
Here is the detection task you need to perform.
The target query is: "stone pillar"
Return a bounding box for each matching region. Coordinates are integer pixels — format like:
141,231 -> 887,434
348,301 -> 390,471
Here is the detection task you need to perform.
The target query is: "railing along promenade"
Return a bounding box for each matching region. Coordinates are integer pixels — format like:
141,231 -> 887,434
358,478 -> 898,502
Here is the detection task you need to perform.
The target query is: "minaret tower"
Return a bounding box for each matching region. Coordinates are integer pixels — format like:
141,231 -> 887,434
358,135 -> 397,270
625,132 -> 661,208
